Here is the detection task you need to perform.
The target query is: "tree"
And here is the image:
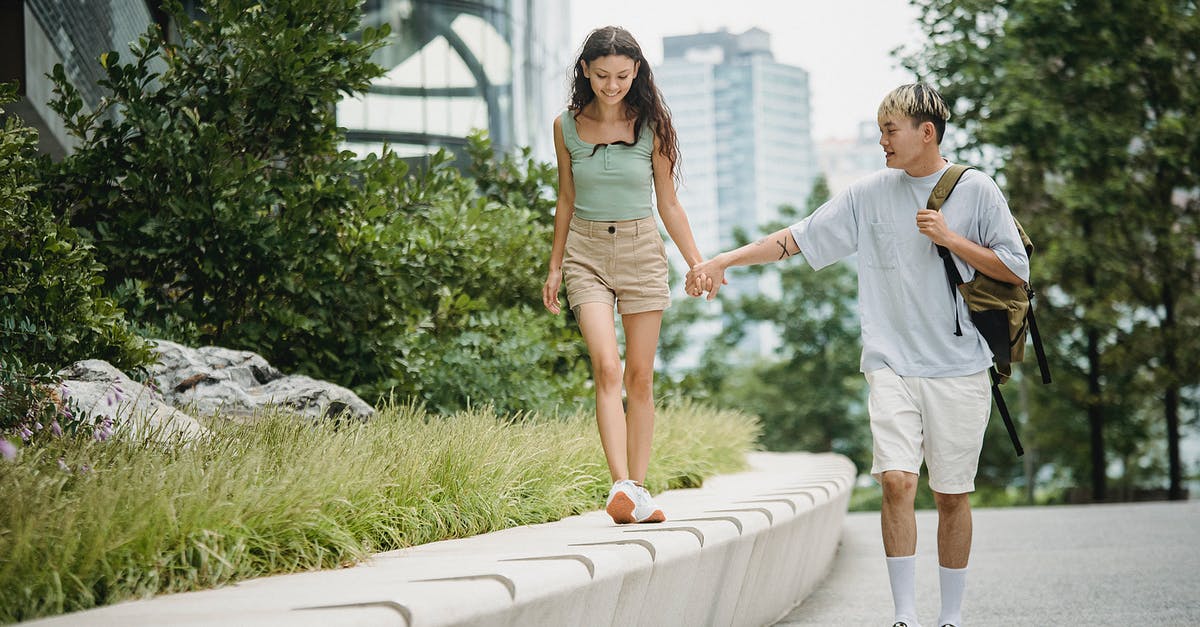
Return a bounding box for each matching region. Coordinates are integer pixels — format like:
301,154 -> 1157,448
905,0 -> 1200,500
690,176 -> 871,469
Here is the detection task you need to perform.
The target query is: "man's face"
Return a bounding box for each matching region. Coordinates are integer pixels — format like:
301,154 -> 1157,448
878,116 -> 928,171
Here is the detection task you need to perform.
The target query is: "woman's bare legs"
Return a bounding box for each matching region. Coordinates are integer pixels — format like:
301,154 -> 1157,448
575,303 -> 629,481
574,304 -> 663,483
620,309 -> 663,483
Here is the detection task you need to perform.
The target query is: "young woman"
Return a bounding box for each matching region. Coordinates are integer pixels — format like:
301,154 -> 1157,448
541,26 -> 706,524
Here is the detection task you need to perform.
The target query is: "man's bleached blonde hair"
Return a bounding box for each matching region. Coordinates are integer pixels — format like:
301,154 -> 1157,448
877,83 -> 951,144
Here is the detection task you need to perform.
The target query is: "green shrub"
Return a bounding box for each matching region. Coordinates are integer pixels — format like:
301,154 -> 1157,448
370,138 -> 590,412
40,0 -> 389,352
39,1 -> 588,414
0,81 -> 149,375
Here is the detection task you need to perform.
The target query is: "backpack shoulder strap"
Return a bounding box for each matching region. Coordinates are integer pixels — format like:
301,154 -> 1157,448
927,164 -> 974,211
929,164 -> 975,336
990,368 -> 1025,456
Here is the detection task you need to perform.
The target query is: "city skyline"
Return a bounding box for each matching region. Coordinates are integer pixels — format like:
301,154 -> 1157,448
568,0 -> 923,142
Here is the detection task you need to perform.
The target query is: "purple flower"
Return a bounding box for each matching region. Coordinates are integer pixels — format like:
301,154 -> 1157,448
58,382 -> 70,399
0,439 -> 16,461
50,420 -> 63,437
79,464 -> 92,475
17,426 -> 32,441
94,417 -> 114,442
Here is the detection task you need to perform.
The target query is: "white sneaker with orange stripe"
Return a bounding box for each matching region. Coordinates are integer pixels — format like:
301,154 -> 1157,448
605,480 -> 666,524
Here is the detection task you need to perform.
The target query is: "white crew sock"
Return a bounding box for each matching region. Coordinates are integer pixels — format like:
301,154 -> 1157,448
937,565 -> 967,626
886,555 -> 919,626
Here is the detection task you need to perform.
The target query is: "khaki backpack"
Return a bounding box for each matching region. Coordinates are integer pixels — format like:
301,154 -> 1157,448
928,164 -> 1052,456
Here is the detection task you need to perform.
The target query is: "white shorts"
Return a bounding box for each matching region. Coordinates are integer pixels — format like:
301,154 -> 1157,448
866,366 -> 991,494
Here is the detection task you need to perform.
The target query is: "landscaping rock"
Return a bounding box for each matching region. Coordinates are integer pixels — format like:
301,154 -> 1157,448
148,340 -> 374,421
57,360 -> 208,442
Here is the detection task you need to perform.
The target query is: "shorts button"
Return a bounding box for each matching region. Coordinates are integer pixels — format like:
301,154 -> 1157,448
608,225 -> 616,234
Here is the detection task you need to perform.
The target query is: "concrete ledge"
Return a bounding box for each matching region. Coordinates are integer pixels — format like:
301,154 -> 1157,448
27,452 -> 855,627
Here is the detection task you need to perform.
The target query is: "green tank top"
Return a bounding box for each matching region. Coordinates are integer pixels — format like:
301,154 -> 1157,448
560,110 -> 655,221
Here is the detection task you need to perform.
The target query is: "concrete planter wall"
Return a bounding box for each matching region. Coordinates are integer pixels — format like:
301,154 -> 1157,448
28,452 -> 855,627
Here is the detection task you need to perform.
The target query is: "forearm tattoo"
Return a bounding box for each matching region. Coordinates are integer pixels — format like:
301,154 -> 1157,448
756,235 -> 800,260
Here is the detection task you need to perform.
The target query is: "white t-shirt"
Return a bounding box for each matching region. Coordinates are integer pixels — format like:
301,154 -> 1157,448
789,163 -> 1030,378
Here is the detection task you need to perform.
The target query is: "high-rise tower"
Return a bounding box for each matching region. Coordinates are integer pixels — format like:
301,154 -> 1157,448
657,27 -> 818,363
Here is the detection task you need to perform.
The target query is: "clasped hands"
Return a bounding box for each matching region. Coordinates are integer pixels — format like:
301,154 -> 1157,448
685,257 -> 727,301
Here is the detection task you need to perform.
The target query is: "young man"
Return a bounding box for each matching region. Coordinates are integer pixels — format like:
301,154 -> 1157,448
686,84 -> 1028,627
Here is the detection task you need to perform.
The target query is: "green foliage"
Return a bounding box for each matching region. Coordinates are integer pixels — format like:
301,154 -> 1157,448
468,132 -> 558,226
0,356 -> 67,444
377,142 -> 590,412
905,0 -> 1200,499
40,0 -> 389,364
0,353 -> 117,459
38,1 -> 588,414
674,176 -> 871,469
0,82 -> 149,374
0,401 -> 758,622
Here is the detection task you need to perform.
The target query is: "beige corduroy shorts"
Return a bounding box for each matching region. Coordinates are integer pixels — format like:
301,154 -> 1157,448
562,214 -> 670,315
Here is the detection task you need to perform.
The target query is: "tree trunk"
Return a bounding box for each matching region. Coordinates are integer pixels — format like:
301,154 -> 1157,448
1019,370 -> 1036,505
1163,286 -> 1183,500
1087,327 -> 1106,502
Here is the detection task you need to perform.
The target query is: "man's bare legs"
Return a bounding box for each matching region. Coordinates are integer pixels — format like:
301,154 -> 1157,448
934,491 -> 971,626
933,491 -> 972,568
881,470 -> 919,625
881,470 -> 919,556
880,474 -> 974,627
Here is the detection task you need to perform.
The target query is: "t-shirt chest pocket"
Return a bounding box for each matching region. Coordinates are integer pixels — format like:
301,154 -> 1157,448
867,221 -> 899,269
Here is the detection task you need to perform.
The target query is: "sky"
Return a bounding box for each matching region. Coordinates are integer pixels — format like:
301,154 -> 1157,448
568,0 -> 926,142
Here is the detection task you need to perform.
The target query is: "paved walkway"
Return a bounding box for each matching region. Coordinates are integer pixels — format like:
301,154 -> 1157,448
776,500 -> 1200,626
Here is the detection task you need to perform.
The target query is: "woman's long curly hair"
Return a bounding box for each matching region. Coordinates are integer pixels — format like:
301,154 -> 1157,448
569,26 -> 680,181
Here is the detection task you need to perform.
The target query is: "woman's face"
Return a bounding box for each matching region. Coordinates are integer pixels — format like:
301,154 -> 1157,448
581,54 -> 639,106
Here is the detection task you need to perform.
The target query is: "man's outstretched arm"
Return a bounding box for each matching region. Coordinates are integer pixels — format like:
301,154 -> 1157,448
687,226 -> 801,300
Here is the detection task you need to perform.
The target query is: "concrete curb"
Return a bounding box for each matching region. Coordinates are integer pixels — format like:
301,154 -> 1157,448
27,452 -> 855,627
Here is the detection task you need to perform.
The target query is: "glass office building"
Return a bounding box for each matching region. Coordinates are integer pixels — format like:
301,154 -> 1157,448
3,1 -> 569,163
339,0 -> 570,162
1,0 -> 169,158
658,28 -> 819,363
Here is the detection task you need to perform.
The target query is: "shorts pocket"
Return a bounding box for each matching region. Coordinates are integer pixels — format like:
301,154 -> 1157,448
638,233 -> 669,288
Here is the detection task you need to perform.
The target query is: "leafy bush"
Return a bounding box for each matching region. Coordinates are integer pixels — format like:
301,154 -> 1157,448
39,0 -> 588,413
40,0 -> 389,349
0,81 -> 149,376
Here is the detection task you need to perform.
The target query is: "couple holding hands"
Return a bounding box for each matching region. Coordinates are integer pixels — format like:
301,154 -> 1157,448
542,26 -> 1028,627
